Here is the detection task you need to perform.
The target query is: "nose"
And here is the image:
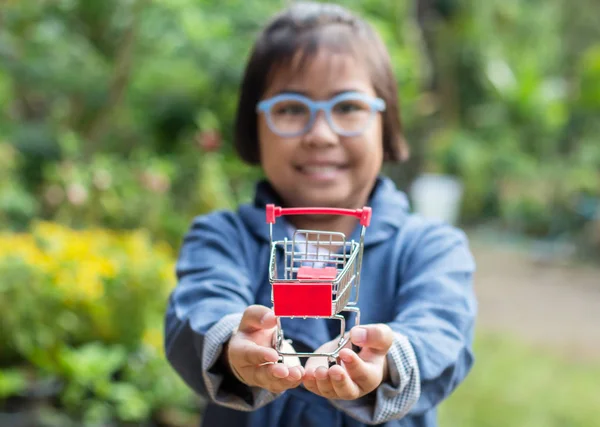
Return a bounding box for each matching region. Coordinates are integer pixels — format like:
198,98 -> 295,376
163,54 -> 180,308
302,110 -> 338,147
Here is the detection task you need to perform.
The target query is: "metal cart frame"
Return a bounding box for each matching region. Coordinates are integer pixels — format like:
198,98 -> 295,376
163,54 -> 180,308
265,204 -> 371,365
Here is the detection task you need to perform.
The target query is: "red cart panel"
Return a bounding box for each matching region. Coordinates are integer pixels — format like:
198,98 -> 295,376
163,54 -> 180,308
273,283 -> 332,317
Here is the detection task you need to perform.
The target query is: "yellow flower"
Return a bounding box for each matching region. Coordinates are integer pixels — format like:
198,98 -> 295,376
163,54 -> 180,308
0,221 -> 178,344
96,258 -> 118,279
142,327 -> 164,354
76,264 -> 105,302
34,221 -> 67,239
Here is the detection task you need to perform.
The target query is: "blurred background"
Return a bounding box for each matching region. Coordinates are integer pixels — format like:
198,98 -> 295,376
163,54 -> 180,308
0,0 -> 599,426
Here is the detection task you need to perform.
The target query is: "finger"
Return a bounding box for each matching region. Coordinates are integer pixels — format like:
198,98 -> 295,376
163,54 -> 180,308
281,355 -> 302,368
236,340 -> 279,366
281,366 -> 305,392
304,356 -> 329,373
268,362 -> 289,379
286,365 -> 304,382
238,305 -> 277,333
314,366 -> 336,397
329,364 -> 360,400
302,368 -> 319,394
251,362 -> 287,388
274,375 -> 304,393
338,348 -> 379,393
254,364 -> 303,394
350,324 -> 394,356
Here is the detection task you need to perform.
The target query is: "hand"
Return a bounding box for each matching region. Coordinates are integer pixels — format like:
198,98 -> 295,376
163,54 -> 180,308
302,324 -> 394,400
225,305 -> 304,393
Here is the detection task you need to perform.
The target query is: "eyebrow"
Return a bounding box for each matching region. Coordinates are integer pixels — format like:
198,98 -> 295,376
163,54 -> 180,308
274,89 -> 363,97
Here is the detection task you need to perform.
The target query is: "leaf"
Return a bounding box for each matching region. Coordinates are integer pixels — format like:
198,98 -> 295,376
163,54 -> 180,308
0,368 -> 28,398
111,382 -> 151,421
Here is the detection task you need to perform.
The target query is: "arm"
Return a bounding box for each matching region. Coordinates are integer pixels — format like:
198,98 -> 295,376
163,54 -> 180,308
327,221 -> 476,424
163,213 -> 283,411
391,222 -> 477,415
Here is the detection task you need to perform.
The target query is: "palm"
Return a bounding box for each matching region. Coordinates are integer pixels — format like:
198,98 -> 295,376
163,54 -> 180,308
227,306 -> 304,393
302,325 -> 393,400
304,335 -> 351,370
247,328 -> 301,367
243,325 -> 276,349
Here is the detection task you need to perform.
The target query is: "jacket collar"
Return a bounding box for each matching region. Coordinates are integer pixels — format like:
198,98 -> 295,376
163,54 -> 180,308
238,175 -> 411,247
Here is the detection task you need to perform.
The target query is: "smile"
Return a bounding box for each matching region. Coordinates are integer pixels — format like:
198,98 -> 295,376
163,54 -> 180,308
298,165 -> 344,173
294,164 -> 348,181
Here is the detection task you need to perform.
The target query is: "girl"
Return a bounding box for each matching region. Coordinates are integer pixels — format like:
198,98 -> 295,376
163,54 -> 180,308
164,2 -> 477,426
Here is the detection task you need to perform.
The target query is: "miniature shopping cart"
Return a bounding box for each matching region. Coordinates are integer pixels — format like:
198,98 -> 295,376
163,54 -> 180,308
265,204 -> 371,366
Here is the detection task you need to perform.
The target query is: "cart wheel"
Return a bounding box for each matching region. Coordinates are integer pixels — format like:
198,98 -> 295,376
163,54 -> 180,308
273,329 -> 285,364
273,328 -> 283,350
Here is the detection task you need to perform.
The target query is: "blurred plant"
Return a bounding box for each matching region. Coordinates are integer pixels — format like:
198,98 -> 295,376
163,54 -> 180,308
0,142 -> 39,230
415,0 -> 600,250
0,0 -> 599,258
38,137 -> 254,247
0,223 -> 200,426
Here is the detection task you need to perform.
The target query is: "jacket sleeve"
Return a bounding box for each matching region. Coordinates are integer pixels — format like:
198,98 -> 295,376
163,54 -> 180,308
393,221 -> 477,415
328,332 -> 421,425
163,213 -> 281,411
330,220 -> 476,424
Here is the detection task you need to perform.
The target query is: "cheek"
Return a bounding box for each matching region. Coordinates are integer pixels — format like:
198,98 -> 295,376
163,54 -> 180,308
351,118 -> 384,165
257,117 -> 278,167
370,117 -> 385,163
257,118 -> 295,176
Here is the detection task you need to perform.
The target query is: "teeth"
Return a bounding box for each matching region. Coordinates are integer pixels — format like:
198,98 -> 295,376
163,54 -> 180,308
302,166 -> 339,173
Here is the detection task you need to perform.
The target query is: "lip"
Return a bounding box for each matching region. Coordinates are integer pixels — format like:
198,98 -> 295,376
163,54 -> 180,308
294,163 -> 349,183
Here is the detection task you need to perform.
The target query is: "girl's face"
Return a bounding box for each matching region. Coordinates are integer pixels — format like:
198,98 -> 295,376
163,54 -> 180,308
257,49 -> 384,210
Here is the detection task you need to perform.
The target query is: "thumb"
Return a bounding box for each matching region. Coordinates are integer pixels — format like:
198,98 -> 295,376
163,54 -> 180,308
350,324 -> 394,356
238,305 -> 277,333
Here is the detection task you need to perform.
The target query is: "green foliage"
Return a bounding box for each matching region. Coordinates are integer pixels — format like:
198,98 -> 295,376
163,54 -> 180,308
0,142 -> 39,229
1,0 -> 598,247
0,223 -> 199,425
415,0 -> 600,248
439,332 -> 600,427
0,0 -> 261,241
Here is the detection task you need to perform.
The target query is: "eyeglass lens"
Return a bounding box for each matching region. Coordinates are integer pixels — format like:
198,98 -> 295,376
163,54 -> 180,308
268,98 -> 373,135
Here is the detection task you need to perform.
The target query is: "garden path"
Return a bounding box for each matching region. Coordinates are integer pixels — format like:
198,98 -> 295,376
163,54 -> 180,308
470,238 -> 600,361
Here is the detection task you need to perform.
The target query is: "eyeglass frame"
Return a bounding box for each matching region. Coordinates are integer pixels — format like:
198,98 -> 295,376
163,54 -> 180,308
255,91 -> 386,138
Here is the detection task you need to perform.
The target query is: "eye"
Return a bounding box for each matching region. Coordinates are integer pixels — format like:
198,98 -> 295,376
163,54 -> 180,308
333,101 -> 368,114
272,101 -> 308,116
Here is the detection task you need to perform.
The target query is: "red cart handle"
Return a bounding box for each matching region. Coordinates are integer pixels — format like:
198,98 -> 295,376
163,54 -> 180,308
266,204 -> 371,227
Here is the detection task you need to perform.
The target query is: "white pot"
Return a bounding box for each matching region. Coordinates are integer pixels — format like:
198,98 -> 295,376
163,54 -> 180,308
410,173 -> 464,225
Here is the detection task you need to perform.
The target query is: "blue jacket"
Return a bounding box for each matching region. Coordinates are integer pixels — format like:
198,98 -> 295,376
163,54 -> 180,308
165,176 -> 477,426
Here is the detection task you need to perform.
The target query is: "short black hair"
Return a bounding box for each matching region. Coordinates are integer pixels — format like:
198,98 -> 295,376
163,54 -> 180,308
234,1 -> 409,164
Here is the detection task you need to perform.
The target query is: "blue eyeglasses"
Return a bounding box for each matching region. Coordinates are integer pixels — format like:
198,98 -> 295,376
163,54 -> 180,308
256,92 -> 386,138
